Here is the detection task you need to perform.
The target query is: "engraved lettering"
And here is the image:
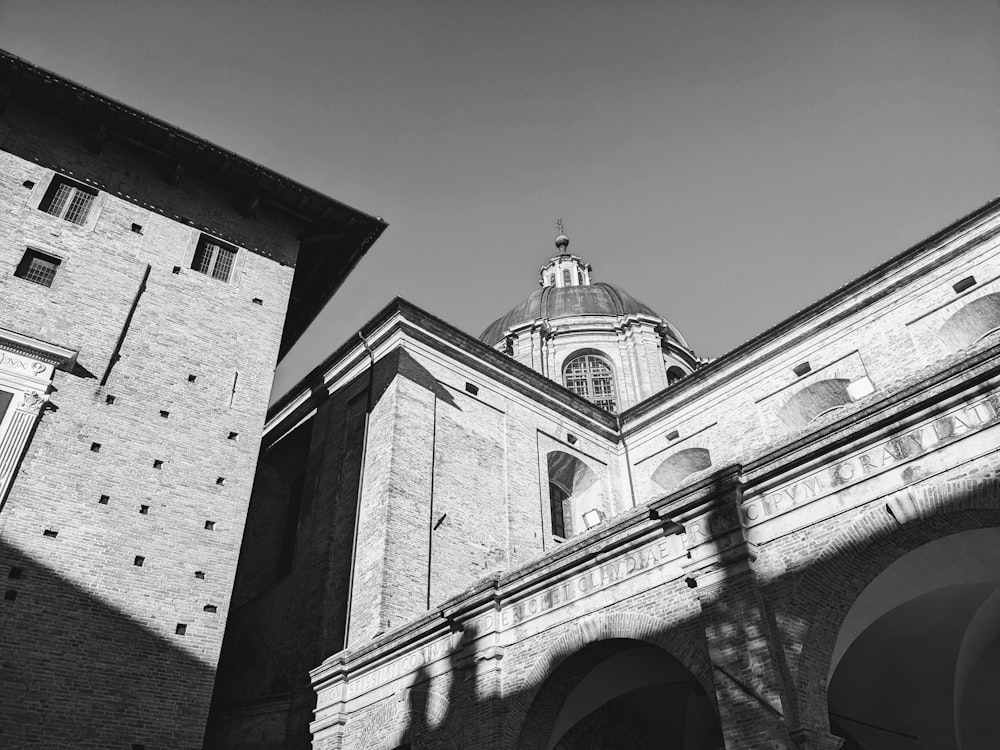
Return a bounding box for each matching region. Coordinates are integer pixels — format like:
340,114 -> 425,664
933,416 -> 953,440
859,453 -> 878,474
952,412 -> 973,435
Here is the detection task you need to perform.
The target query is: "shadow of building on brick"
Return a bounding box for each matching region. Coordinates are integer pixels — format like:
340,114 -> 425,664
0,538 -> 218,749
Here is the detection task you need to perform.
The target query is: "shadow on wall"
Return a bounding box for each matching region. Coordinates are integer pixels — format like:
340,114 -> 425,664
0,538 -> 218,750
204,347 -> 471,750
352,470 -> 1000,750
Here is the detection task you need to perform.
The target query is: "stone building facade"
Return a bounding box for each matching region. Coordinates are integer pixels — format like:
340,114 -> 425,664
0,50 -> 384,749
218,202 -> 1000,750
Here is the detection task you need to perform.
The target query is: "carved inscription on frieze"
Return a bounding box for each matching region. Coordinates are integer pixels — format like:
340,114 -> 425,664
741,392 -> 1000,525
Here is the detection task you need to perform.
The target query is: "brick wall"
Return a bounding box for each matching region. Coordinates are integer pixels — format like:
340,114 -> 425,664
0,99 -> 297,749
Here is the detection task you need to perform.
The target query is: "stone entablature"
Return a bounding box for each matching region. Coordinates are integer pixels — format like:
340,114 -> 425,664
309,338 -> 1000,749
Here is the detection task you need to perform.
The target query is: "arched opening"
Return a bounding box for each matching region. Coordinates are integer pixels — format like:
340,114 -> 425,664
651,448 -> 712,494
518,639 -> 723,749
776,378 -> 852,430
666,366 -> 686,386
827,527 -> 1000,749
547,451 -> 600,539
938,293 -> 1000,352
563,353 -> 618,413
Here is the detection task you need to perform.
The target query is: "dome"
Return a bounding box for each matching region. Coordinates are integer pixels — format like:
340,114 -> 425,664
479,282 -> 690,348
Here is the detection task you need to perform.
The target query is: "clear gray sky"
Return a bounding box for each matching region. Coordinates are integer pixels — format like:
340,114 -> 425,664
2,1 -> 997,402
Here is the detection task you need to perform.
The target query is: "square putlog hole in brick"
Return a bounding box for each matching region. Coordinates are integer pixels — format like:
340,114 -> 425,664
216,477 -> 225,486
204,520 -> 216,530
98,494 -> 110,504
139,505 -> 149,515
227,431 -> 239,440
4,590 -> 17,601
133,556 -> 145,567
153,460 -> 163,469
194,571 -> 205,579
8,567 -> 23,579
203,604 -> 217,613
159,410 -> 169,418
90,442 -> 101,452
105,395 -> 116,404
175,623 -> 187,635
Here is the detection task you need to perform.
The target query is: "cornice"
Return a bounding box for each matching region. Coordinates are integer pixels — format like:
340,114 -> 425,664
0,327 -> 78,369
266,298 -> 620,445
620,197 -> 1000,428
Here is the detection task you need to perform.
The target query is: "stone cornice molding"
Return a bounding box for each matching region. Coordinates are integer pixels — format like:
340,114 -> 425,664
620,198 -> 1000,428
0,327 -> 77,370
265,299 -> 620,447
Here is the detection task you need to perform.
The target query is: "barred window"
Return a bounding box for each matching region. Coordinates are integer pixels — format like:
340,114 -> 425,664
549,482 -> 568,539
39,176 -> 97,226
192,235 -> 237,282
15,249 -> 62,288
563,354 -> 617,413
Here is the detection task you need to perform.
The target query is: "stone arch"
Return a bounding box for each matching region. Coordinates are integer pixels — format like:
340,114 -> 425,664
503,610 -> 713,749
546,450 -> 604,538
776,378 -> 852,430
547,451 -> 599,497
786,479 -> 1000,732
938,292 -> 1000,352
666,365 -> 686,386
651,447 -> 713,493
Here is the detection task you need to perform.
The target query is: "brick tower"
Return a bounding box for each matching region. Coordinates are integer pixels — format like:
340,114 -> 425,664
0,50 -> 384,749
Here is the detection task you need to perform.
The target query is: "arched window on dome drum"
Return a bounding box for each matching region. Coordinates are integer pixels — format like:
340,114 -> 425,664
564,354 -> 617,413
548,273 -> 555,287
562,268 -> 572,286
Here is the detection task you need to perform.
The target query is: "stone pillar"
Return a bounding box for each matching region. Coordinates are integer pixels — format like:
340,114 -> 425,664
346,352 -> 436,646
676,479 -> 813,750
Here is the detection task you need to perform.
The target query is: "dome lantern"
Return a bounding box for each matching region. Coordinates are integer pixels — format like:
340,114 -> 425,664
480,225 -> 700,411
540,220 -> 592,289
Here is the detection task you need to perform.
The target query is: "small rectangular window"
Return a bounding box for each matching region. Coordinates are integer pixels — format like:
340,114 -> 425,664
549,484 -> 568,540
39,176 -> 97,225
953,276 -> 976,294
15,249 -> 61,288
191,235 -> 237,282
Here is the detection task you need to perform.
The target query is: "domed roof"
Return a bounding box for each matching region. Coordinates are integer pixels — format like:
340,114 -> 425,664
479,282 -> 689,347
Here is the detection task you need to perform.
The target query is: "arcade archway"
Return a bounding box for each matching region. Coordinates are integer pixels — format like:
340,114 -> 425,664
517,638 -> 723,750
827,527 -> 1000,749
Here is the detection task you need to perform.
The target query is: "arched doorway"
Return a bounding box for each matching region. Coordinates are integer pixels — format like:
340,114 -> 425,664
827,528 -> 1000,749
518,639 -> 723,749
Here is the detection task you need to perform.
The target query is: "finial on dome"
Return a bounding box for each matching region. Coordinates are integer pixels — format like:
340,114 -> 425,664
555,218 -> 569,251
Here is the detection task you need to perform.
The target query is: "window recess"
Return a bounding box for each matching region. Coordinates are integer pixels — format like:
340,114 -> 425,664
191,235 -> 238,282
15,249 -> 62,288
39,176 -> 97,225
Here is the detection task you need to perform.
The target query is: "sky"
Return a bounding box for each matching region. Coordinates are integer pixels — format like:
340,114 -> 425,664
1,1 -> 998,403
